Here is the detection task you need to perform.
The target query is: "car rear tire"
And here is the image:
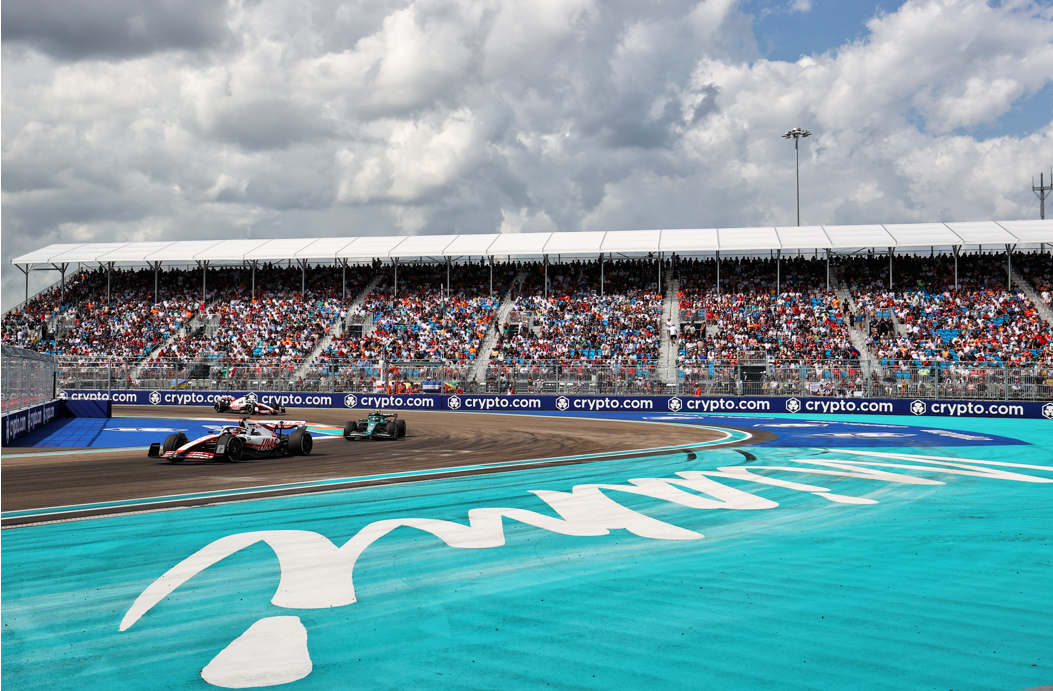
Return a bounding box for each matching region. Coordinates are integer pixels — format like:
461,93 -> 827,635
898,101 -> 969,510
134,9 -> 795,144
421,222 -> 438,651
385,420 -> 398,438
214,401 -> 223,413
289,428 -> 313,456
396,419 -> 406,438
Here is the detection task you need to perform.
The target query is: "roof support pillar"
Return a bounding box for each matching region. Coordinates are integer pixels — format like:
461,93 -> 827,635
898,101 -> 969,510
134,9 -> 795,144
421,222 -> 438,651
196,260 -> 209,306
600,253 -> 604,297
489,256 -> 493,298
953,246 -> 959,292
297,258 -> 309,298
16,264 -> 31,305
340,259 -> 348,302
776,250 -> 781,294
825,249 -> 830,291
393,258 -> 398,299
544,255 -> 549,300
105,261 -> 114,303
716,251 -> 720,297
149,261 -> 161,304
1006,243 -> 1015,290
888,247 -> 893,291
49,263 -> 69,313
447,256 -> 451,299
657,253 -> 662,295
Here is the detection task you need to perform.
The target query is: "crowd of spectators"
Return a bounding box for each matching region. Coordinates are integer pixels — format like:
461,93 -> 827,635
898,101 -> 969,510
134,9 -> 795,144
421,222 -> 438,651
3,268 -> 202,361
319,261 -> 512,365
849,252 -> 1052,367
154,264 -> 367,367
1015,251 -> 1052,308
492,259 -> 662,364
5,250 -> 1050,381
675,255 -> 858,365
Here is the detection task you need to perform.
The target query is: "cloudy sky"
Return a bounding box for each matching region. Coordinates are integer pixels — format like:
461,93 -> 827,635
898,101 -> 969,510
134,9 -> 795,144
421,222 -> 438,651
2,0 -> 1052,308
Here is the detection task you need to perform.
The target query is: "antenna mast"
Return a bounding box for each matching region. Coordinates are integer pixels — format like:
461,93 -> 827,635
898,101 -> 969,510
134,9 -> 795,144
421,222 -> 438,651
1034,168 -> 1052,220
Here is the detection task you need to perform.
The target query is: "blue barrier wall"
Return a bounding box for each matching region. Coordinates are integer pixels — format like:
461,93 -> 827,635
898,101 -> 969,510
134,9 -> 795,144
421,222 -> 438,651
62,398 -> 112,418
62,389 -> 1053,420
2,400 -> 63,446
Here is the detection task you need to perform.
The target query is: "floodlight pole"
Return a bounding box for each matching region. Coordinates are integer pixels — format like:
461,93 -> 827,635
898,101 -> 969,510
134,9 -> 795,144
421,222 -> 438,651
782,127 -> 812,226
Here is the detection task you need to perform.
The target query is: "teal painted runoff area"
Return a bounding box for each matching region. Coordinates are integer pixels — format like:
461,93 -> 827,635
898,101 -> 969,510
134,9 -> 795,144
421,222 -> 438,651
2,415 -> 1052,690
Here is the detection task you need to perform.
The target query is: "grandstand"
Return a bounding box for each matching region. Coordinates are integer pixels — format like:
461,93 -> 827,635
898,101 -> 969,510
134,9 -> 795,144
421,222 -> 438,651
5,222 -> 1052,400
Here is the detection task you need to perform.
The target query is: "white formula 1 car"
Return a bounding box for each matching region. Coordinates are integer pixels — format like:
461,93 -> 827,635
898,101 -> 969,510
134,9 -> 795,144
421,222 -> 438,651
213,393 -> 285,416
148,419 -> 312,462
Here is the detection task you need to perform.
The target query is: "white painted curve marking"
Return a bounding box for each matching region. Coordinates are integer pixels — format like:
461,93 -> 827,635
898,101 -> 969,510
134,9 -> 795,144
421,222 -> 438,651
200,616 -> 311,688
118,449 -> 1053,687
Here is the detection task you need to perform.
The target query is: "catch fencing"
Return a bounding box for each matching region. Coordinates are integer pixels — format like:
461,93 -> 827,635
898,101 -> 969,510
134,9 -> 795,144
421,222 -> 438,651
53,356 -> 1053,402
2,345 -> 58,414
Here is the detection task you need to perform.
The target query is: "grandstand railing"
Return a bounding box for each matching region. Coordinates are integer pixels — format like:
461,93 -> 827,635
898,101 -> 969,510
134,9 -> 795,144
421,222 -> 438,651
3,345 -> 58,414
53,357 -> 1053,401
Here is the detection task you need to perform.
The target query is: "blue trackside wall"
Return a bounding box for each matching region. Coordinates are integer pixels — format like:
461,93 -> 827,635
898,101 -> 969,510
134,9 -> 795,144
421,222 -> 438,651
62,398 -> 112,418
62,389 -> 1053,420
1,398 -> 111,447
2,400 -> 63,446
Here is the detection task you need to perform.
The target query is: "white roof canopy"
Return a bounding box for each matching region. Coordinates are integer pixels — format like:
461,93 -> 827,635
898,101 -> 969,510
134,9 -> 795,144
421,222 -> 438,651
11,221 -> 1053,266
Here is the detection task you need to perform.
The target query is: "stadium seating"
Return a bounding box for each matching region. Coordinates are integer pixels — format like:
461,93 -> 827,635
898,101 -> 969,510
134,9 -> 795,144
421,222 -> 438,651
492,259 -> 663,363
675,255 -> 858,364
5,251 -> 1051,379
320,262 -> 512,364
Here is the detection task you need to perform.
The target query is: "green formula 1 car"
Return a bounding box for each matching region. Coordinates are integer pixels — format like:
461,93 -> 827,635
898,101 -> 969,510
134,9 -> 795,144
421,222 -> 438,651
343,410 -> 406,440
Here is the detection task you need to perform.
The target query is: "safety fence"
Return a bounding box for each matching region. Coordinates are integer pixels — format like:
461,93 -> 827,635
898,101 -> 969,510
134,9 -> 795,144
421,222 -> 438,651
53,357 -> 1053,402
2,345 -> 58,414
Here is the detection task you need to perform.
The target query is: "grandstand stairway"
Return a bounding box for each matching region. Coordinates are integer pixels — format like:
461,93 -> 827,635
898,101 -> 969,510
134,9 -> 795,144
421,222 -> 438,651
130,297 -> 225,379
1010,267 -> 1053,328
292,270 -> 386,381
470,270 -> 527,383
659,271 -> 679,390
838,287 -> 884,379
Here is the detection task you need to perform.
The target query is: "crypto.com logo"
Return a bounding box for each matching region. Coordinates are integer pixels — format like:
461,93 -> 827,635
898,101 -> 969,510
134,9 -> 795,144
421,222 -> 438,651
447,395 -> 462,410
148,391 -> 162,405
343,395 -> 357,409
555,396 -> 570,411
1041,402 -> 1053,420
667,397 -> 683,412
910,400 -> 927,416
785,397 -> 802,414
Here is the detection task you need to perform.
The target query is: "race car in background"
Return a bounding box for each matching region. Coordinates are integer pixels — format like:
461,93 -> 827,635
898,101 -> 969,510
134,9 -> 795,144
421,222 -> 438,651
149,419 -> 312,462
343,410 -> 406,440
213,393 -> 285,416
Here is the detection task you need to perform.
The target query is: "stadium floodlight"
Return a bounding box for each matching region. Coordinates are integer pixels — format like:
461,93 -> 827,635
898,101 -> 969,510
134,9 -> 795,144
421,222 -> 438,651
782,127 -> 812,226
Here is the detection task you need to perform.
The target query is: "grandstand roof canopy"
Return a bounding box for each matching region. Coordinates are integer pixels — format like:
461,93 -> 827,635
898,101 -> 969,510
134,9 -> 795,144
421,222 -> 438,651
10,220 -> 1052,266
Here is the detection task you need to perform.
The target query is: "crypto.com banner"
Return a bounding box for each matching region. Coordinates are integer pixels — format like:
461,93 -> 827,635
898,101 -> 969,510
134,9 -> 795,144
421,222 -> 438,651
64,389 -> 1053,420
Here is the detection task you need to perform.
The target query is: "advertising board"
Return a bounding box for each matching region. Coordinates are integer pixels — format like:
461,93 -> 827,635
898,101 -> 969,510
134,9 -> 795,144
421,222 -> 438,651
61,389 -> 1053,420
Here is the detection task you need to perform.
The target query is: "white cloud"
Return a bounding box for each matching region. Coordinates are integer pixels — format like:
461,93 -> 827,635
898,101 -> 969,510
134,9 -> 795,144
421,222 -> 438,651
3,0 -> 1052,309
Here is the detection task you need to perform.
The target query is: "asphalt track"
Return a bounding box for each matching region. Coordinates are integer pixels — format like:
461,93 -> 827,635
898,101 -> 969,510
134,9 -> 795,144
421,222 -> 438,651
1,405 -> 763,525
